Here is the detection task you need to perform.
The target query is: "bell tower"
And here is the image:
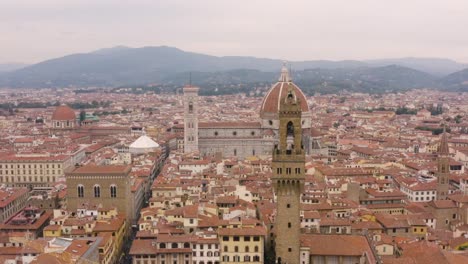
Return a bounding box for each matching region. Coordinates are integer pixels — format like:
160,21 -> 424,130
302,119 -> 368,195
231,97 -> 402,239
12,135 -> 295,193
183,85 -> 199,153
436,127 -> 450,200
272,87 -> 305,264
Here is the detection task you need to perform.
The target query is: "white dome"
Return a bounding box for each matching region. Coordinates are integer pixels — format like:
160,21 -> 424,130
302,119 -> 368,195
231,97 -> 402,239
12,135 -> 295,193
129,135 -> 159,154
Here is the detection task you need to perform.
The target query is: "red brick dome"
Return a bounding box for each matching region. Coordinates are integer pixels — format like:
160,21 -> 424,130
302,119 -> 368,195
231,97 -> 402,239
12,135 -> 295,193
51,105 -> 76,121
260,66 -> 309,117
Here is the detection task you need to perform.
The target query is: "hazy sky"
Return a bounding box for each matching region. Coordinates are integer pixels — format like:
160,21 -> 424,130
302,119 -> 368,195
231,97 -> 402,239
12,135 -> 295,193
1,0 -> 468,64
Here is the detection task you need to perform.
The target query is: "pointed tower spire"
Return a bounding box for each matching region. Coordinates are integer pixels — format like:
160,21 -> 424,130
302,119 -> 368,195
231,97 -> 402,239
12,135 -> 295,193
438,125 -> 449,155
279,61 -> 291,82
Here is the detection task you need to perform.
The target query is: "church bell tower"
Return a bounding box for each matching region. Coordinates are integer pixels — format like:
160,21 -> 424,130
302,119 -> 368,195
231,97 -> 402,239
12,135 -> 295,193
272,87 -> 305,264
436,127 -> 450,200
183,85 -> 199,153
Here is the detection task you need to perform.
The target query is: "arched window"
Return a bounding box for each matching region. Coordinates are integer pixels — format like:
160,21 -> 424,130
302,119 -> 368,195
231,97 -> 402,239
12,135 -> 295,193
253,255 -> 260,261
244,255 -> 251,262
172,242 -> 178,248
184,242 -> 190,248
245,246 -> 249,252
234,246 -> 238,252
207,251 -> 212,257
110,185 -> 117,198
77,185 -> 84,198
189,102 -> 193,113
224,246 -> 228,252
222,256 -> 229,262
160,243 -> 166,249
287,121 -> 294,137
287,90 -> 294,100
254,246 -> 259,252
93,185 -> 100,198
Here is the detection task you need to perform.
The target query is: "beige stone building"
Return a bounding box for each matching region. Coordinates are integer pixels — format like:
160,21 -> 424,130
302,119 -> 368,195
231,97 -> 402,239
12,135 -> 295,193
0,187 -> 29,222
0,154 -> 73,187
218,226 -> 266,264
66,164 -> 144,224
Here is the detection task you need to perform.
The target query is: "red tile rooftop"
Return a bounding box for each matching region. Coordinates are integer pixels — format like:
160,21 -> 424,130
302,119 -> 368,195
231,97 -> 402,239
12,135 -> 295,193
0,210 -> 52,230
260,81 -> 309,115
300,234 -> 376,263
0,187 -> 28,208
67,164 -> 131,175
51,105 -> 76,121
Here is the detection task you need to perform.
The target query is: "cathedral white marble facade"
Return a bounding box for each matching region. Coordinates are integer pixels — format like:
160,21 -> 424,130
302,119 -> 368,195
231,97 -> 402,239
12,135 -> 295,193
184,65 -> 314,159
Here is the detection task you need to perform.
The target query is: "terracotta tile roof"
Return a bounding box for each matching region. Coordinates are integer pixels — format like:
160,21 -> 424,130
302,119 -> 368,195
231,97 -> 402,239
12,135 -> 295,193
93,217 -> 125,232
398,240 -> 468,264
129,238 -> 193,255
351,221 -> 383,230
0,187 -> 28,208
51,105 -> 76,121
429,200 -> 457,209
68,164 -> 131,175
300,234 -> 376,263
260,81 -> 309,116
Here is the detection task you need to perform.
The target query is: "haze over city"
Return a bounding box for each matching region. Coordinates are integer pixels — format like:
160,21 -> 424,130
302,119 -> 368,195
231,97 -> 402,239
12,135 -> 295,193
2,0 -> 468,63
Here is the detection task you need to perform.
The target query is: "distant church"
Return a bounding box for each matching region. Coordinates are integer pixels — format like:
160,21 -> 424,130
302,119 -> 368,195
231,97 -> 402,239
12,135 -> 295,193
183,65 -> 314,159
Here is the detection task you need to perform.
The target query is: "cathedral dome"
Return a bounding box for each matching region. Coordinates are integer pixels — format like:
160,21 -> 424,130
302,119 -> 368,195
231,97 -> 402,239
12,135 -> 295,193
260,65 -> 309,119
51,105 -> 76,121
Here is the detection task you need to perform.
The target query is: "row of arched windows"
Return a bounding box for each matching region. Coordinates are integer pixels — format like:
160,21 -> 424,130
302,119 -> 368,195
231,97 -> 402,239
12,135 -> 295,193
77,184 -> 117,198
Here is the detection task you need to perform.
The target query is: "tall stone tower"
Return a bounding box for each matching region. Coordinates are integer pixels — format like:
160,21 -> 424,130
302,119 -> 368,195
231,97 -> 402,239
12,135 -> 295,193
272,86 -> 305,264
436,127 -> 450,200
183,85 -> 199,153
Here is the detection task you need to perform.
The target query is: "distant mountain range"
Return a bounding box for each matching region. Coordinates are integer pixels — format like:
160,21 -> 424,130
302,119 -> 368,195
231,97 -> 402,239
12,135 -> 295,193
0,46 -> 467,93
0,63 -> 29,72
439,68 -> 468,91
